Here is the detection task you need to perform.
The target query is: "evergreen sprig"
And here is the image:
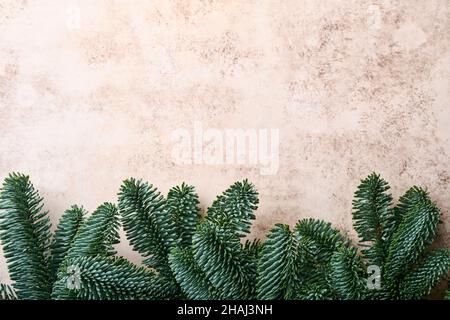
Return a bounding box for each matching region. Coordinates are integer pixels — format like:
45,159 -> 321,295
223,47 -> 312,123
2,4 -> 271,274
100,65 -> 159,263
169,246 -> 220,300
167,183 -> 201,247
352,173 -> 394,266
192,222 -> 254,299
399,248 -> 450,299
52,256 -> 175,300
206,180 -> 259,237
384,187 -> 440,285
65,203 -> 120,260
50,205 -> 86,277
0,173 -> 52,299
118,178 -> 176,275
257,224 -> 299,299
117,179 -> 205,299
298,173 -> 449,300
328,246 -> 367,300
169,180 -> 259,300
295,219 -> 348,299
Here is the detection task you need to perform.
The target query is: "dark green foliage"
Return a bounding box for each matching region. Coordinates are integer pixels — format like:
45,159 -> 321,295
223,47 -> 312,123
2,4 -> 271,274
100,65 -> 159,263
50,203 -> 131,300
299,173 -> 449,300
295,218 -> 345,264
241,238 -> 262,292
0,173 -> 52,299
399,249 -> 450,299
257,218 -> 347,300
296,281 -> 333,300
52,256 -> 175,300
329,246 -> 367,300
0,284 -> 16,300
257,224 -> 298,299
352,173 -> 393,266
169,180 -> 259,300
206,180 -> 259,237
1,172 -> 448,300
242,239 -> 263,258
118,178 -> 176,275
393,186 -> 430,224
65,203 -> 120,260
50,205 -> 86,277
2,174 -> 262,301
167,183 -> 201,247
192,222 -> 254,299
169,246 -> 220,300
384,187 -> 440,284
294,219 -> 347,299
117,179 -> 208,299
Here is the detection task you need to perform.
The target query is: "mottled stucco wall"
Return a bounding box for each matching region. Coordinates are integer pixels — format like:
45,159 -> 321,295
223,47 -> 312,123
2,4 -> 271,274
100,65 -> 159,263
1,0 -> 449,282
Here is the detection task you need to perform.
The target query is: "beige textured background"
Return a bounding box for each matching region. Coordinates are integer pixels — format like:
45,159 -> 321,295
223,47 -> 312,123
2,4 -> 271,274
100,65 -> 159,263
1,0 -> 449,283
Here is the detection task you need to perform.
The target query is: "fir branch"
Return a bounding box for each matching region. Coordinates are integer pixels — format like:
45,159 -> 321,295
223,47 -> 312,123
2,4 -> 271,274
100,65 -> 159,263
294,219 -> 347,299
384,188 -> 440,285
241,239 -> 262,299
53,256 -> 176,300
206,180 -> 258,238
118,178 -> 176,274
257,224 -> 299,300
192,222 -> 253,299
50,205 -> 86,278
65,203 -> 120,260
0,173 -> 52,299
399,248 -> 450,299
352,173 -> 393,266
329,246 -> 366,300
169,246 -> 220,300
166,183 -> 201,247
295,218 -> 345,264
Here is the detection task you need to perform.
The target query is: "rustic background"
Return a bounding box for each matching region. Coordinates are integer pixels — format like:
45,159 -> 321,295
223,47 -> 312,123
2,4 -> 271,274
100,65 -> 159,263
1,0 -> 449,283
